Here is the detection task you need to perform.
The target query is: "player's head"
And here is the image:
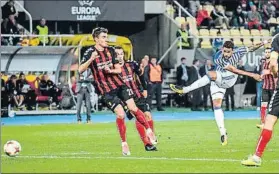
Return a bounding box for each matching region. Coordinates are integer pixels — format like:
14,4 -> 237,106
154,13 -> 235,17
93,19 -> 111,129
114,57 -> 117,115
222,41 -> 234,59
115,46 -> 125,66
92,27 -> 108,48
265,47 -> 272,59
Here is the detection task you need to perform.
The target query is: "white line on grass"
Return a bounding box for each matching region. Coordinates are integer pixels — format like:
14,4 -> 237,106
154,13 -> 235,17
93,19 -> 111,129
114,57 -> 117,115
2,155 -> 278,163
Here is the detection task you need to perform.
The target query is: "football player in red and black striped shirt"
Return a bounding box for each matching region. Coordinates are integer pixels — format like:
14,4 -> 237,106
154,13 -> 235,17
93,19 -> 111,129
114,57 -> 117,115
257,47 -> 277,129
78,27 -> 156,156
115,46 -> 157,151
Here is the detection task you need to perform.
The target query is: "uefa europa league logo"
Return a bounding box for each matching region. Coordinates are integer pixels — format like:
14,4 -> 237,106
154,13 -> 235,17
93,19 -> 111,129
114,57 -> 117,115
78,0 -> 94,6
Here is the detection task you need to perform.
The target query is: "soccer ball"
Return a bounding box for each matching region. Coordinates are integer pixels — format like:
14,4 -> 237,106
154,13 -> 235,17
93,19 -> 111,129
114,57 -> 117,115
3,140 -> 21,157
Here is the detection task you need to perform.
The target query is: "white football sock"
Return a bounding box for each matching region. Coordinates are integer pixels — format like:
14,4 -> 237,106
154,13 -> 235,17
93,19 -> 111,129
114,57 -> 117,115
183,75 -> 210,93
214,109 -> 227,136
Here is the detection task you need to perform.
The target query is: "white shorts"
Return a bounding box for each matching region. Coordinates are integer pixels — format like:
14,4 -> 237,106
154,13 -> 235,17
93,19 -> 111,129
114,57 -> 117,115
215,70 -> 238,89
210,82 -> 226,100
210,71 -> 238,100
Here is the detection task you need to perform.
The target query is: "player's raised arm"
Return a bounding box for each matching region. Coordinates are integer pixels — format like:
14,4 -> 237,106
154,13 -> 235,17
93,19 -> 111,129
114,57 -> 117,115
78,48 -> 98,74
247,40 -> 271,52
225,64 -> 261,81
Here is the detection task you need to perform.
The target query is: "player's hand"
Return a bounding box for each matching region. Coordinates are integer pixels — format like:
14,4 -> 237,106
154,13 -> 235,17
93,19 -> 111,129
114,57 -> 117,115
90,51 -> 99,61
252,74 -> 262,81
104,65 -> 111,73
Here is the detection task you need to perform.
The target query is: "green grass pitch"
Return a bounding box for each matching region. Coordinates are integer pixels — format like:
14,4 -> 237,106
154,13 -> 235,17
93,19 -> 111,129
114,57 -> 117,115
1,119 -> 279,173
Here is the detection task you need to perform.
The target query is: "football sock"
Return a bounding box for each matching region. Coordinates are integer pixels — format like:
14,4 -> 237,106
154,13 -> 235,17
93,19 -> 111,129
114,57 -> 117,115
255,129 -> 272,157
214,108 -> 226,136
183,75 -> 210,93
116,118 -> 126,142
133,109 -> 150,130
148,120 -> 154,132
135,120 -> 150,146
260,105 -> 267,124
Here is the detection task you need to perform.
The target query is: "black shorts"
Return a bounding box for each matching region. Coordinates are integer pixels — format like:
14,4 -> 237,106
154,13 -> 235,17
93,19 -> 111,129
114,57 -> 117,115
268,89 -> 279,117
103,85 -> 134,111
262,89 -> 274,103
134,97 -> 150,113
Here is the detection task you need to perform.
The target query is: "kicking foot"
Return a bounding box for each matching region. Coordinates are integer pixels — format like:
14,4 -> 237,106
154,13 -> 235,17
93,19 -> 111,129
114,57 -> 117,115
241,155 -> 261,167
221,134 -> 228,146
169,84 -> 185,94
146,128 -> 157,145
145,144 -> 158,151
121,142 -> 131,156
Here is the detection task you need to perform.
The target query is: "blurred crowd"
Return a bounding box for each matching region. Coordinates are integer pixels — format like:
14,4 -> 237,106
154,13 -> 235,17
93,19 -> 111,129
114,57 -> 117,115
0,72 -> 75,113
1,0 -> 49,46
170,0 -> 279,30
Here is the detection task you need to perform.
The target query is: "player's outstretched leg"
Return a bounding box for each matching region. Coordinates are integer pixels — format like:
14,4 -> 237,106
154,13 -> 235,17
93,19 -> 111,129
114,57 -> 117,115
170,73 -> 213,94
125,99 -> 157,145
241,114 -> 277,167
135,120 -> 157,151
144,111 -> 158,145
114,105 -> 131,156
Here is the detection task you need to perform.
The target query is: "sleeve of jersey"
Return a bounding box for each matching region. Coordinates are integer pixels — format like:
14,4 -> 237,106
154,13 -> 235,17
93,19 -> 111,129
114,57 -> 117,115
272,35 -> 279,53
80,47 -> 93,65
212,50 -> 221,69
236,46 -> 249,58
131,61 -> 141,75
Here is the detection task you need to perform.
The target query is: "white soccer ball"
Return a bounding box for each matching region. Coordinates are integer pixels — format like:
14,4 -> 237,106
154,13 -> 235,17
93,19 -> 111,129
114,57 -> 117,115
4,140 -> 22,157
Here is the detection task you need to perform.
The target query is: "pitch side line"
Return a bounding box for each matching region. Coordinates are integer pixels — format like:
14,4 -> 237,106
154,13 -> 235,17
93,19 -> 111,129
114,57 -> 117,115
2,155 -> 279,163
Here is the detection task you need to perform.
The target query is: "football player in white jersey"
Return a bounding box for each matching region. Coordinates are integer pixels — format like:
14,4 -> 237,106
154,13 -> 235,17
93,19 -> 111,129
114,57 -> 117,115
170,40 -> 268,145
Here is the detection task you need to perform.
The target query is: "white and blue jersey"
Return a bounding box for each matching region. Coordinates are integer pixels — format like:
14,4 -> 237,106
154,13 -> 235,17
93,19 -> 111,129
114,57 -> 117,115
210,46 -> 249,100
213,46 -> 249,72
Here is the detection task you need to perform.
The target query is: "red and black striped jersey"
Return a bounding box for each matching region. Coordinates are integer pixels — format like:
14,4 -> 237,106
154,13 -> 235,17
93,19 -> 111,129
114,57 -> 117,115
80,46 -> 124,95
262,60 -> 276,90
120,61 -> 144,99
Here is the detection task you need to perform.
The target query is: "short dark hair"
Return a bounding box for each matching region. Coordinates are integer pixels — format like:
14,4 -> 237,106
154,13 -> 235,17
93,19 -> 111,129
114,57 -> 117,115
223,41 -> 234,49
114,46 -> 123,50
181,57 -> 186,61
193,59 -> 199,65
92,27 -> 108,39
10,74 -> 16,79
